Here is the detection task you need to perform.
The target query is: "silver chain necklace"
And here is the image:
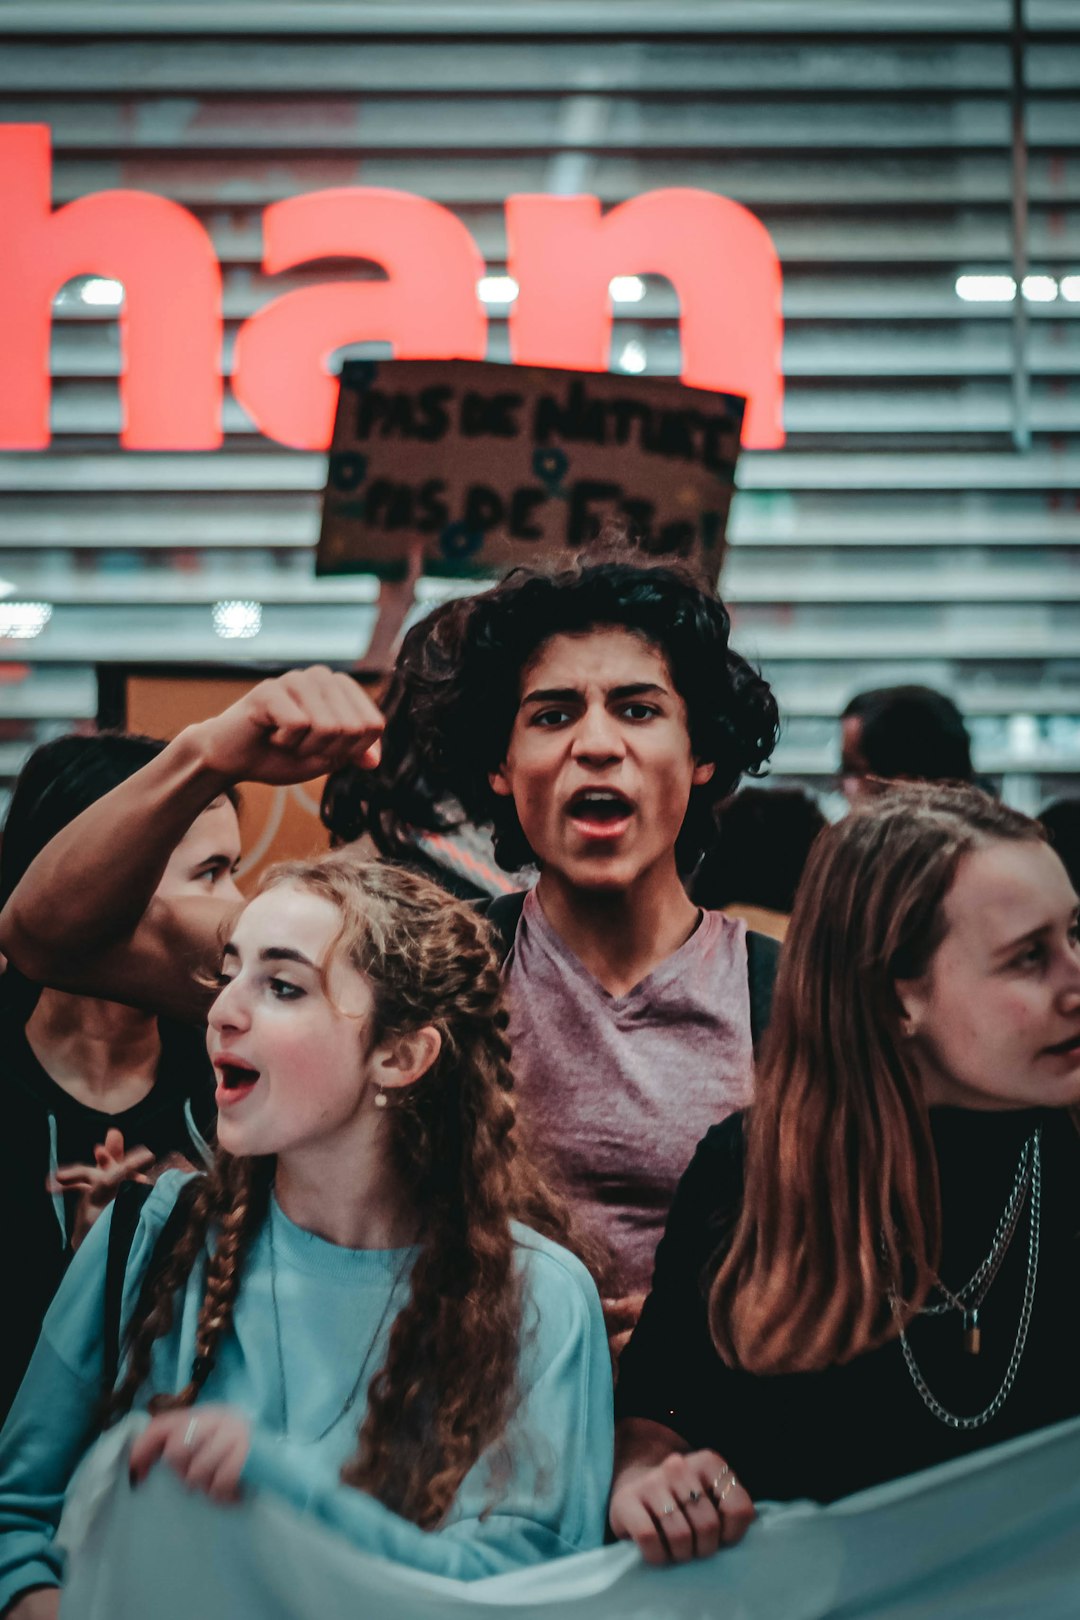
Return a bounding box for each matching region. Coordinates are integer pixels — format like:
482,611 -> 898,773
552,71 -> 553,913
891,1127 -> 1042,1431
267,1213 -> 410,1444
919,1129 -> 1036,1353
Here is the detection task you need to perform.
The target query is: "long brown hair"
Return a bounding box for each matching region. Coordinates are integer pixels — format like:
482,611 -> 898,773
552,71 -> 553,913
709,782 -> 1045,1376
109,856 -> 601,1529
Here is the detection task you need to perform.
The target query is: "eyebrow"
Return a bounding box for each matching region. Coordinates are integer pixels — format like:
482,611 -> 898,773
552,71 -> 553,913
520,681 -> 669,706
993,905 -> 1080,959
220,943 -> 317,968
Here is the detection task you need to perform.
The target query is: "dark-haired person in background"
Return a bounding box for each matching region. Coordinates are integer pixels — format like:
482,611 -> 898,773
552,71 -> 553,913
346,558 -> 781,1321
0,734 -> 242,1422
1039,798 -> 1080,899
691,786 -> 827,943
840,684 -> 974,806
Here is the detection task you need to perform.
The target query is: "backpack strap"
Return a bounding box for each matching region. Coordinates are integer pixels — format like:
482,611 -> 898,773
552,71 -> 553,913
102,1178 -> 199,1396
745,929 -> 781,1056
482,890 -> 528,965
103,1180 -> 154,1396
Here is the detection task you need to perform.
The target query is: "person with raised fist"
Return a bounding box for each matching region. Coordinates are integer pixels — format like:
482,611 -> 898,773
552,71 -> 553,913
0,667 -> 383,1027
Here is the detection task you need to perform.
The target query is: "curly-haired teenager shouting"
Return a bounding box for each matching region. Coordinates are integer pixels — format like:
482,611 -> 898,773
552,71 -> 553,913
335,559 -> 780,1314
0,856 -> 612,1617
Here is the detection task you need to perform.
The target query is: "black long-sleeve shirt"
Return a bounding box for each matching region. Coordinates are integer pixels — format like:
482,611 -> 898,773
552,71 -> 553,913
616,1105 -> 1080,1503
0,990 -> 214,1423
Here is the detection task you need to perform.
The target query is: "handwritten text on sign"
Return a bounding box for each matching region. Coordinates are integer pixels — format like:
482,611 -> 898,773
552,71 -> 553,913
317,360 -> 744,581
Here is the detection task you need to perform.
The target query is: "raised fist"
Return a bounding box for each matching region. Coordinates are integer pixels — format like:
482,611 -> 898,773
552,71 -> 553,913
191,666 -> 384,786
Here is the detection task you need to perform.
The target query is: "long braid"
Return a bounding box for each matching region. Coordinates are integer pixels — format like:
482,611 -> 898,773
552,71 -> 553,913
107,1155 -> 272,1420
105,1179 -> 215,1423
343,903 -> 521,1525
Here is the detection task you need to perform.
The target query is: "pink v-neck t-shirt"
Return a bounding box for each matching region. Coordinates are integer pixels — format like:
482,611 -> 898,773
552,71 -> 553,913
504,890 -> 754,1294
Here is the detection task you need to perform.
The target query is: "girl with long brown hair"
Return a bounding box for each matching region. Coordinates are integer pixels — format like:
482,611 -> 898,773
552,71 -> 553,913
609,783 -> 1080,1564
0,856 -> 613,1618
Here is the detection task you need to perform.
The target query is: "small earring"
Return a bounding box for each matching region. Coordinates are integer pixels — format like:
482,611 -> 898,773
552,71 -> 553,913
374,1085 -> 388,1110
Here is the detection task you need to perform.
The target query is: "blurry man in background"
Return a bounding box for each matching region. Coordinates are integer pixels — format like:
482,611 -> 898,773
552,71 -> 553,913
840,684 -> 974,805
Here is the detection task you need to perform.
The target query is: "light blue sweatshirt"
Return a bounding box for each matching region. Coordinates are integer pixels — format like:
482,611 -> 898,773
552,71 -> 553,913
0,1172 -> 614,1610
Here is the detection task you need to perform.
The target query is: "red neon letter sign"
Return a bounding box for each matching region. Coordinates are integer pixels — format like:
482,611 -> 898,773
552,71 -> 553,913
232,189 -> 488,450
0,124 -> 222,451
506,189 -> 784,449
1,126 -> 786,453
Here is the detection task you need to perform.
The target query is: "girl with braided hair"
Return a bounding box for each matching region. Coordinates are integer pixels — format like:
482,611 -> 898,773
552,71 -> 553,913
0,856 -> 613,1617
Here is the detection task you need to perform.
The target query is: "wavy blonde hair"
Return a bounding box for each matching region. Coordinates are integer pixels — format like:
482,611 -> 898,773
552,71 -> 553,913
708,782 -> 1047,1375
109,855 -> 602,1528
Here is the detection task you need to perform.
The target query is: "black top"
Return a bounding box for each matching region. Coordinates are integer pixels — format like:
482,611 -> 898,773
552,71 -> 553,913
0,990 -> 215,1422
616,1107 -> 1080,1503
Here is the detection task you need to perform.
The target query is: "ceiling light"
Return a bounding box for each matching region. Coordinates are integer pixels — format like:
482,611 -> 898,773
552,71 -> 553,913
955,274 -> 1016,302
1060,276 -> 1080,302
610,275 -> 646,303
617,340 -> 647,374
478,276 -> 519,305
0,602 -> 52,639
212,600 -> 262,640
80,277 -> 125,307
955,273 -> 1061,303
1021,274 -> 1058,302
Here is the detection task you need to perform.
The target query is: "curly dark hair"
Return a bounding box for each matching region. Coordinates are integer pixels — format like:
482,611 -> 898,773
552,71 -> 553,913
324,557 -> 779,873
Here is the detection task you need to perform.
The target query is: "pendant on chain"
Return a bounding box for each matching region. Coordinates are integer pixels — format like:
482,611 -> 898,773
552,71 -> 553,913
963,1308 -> 981,1356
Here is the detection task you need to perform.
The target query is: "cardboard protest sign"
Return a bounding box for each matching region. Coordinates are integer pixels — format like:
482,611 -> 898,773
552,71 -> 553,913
317,360 -> 743,584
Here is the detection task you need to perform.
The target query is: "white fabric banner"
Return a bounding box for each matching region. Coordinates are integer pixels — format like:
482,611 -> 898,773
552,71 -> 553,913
58,1414 -> 1080,1619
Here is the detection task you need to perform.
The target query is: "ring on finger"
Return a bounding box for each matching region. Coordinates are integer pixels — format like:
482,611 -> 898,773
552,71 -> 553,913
687,1487 -> 702,1503
182,1417 -> 200,1449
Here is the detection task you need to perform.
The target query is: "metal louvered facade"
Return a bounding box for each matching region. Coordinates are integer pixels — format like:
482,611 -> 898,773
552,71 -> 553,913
1,0 -> 1079,813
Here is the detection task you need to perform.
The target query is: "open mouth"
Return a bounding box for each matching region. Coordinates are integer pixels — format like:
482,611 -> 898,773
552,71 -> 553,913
214,1058 -> 261,1105
564,788 -> 634,837
1045,1031 -> 1080,1058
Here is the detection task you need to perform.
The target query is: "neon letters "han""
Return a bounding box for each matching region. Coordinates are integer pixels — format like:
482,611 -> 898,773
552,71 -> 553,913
0,123 -> 784,454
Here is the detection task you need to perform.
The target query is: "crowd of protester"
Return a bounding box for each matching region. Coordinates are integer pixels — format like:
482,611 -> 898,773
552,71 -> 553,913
0,554 -> 1077,1614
